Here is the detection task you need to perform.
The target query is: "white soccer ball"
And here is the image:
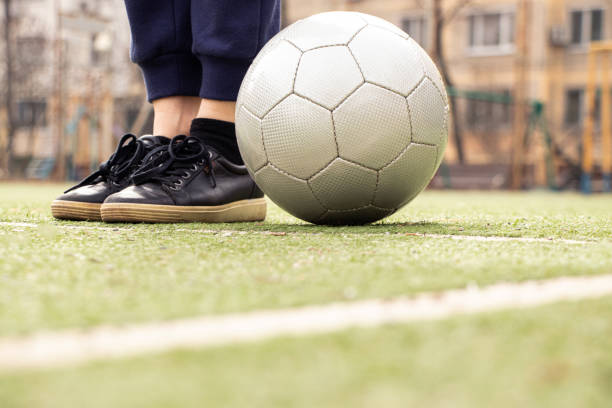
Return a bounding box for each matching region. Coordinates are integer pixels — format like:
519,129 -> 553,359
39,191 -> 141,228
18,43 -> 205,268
236,11 -> 449,225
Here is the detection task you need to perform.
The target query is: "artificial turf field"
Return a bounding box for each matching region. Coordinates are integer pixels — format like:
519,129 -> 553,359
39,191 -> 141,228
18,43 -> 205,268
0,182 -> 611,407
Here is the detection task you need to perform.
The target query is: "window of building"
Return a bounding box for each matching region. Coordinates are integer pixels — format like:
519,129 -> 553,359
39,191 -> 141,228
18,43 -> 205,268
468,11 -> 515,55
402,16 -> 427,47
570,8 -> 605,46
564,88 -> 609,127
465,90 -> 512,130
592,9 -> 604,41
565,89 -> 583,125
17,100 -> 47,128
91,32 -> 113,66
16,36 -> 46,66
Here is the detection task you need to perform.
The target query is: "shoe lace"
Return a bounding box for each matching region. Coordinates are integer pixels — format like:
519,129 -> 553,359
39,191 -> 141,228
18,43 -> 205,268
64,134 -> 145,193
131,135 -> 216,189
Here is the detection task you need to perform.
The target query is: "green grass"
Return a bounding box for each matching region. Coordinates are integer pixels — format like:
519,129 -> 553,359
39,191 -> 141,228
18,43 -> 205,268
0,183 -> 611,335
2,296 -> 612,408
1,183 -> 612,407
2,183 -> 612,240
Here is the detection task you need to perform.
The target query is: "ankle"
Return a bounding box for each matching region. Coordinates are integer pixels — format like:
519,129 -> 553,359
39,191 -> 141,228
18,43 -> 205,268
197,99 -> 236,123
153,114 -> 192,136
152,96 -> 200,136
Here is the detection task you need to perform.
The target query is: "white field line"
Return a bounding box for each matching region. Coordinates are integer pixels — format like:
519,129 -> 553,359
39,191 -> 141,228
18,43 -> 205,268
0,221 -> 593,245
1,274 -> 612,371
395,233 -> 591,245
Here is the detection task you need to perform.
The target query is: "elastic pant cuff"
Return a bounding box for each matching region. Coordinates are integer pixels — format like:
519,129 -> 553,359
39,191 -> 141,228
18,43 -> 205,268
198,55 -> 253,101
139,54 -> 202,102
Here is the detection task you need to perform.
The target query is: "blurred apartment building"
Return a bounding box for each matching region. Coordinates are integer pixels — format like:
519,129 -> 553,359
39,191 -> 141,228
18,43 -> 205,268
286,0 -> 610,169
2,0 -> 609,179
2,0 -> 142,175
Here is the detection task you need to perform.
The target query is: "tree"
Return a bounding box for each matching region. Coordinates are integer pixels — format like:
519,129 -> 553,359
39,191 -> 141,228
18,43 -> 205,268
418,0 -> 473,164
1,1 -> 49,177
1,0 -> 14,176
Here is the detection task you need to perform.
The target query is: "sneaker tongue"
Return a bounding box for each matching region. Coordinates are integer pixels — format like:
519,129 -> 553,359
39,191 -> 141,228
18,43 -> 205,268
139,135 -> 170,148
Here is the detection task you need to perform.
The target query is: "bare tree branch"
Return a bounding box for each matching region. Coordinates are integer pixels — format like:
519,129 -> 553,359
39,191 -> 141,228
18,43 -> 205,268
442,0 -> 473,25
430,0 -> 470,163
414,0 -> 426,10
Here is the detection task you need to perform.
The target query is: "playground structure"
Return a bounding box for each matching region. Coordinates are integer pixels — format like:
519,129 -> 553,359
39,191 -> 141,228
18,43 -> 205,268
440,78 -> 612,193
439,88 -> 561,191
2,0 -> 610,194
2,90 -> 146,181
582,42 -> 612,194
2,0 -> 611,193
9,85 -> 606,193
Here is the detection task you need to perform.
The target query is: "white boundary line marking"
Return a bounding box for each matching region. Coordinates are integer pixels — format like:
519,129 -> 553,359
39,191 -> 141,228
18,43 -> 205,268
0,221 -> 594,245
399,233 -> 591,245
1,274 -> 612,371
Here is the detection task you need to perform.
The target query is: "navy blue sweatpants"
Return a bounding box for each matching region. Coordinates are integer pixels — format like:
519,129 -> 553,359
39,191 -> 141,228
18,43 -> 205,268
124,0 -> 281,102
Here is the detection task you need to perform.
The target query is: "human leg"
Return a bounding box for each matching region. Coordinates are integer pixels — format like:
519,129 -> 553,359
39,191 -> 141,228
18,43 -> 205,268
188,0 -> 281,162
153,96 -> 200,136
100,0 -> 282,223
51,0 -> 202,220
125,0 -> 202,136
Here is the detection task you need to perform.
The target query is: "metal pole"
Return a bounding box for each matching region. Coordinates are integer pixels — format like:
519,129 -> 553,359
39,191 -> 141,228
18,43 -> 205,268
2,0 -> 14,176
602,53 -> 612,193
581,48 -> 597,194
545,0 -> 564,192
53,0 -> 65,180
512,0 -> 529,190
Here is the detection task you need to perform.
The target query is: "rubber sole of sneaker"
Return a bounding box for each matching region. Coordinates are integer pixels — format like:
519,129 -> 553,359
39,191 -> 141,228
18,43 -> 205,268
100,198 -> 267,223
51,200 -> 102,221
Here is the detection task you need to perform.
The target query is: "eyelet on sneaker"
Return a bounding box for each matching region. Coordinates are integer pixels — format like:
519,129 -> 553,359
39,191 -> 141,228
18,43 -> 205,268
168,179 -> 183,191
191,164 -> 199,172
182,171 -> 191,179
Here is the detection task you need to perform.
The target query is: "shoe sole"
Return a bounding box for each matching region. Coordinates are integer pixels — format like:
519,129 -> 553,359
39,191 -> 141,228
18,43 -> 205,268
51,200 -> 102,221
100,198 -> 267,223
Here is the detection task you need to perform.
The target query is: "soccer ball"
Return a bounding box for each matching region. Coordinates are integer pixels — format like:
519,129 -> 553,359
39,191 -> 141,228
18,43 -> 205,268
236,11 -> 449,225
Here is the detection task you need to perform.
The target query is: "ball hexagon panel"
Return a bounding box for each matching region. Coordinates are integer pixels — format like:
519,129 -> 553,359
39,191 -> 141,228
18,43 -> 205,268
262,95 -> 337,180
236,105 -> 267,173
308,158 -> 377,210
245,34 -> 284,74
373,143 -> 437,209
318,206 -> 393,225
356,13 -> 409,39
281,12 -> 367,51
415,43 -> 447,104
294,46 -> 363,110
237,40 -> 302,119
333,83 -> 412,169
237,12 -> 447,225
435,123 -> 448,169
408,78 -> 448,146
349,25 -> 423,96
254,165 -> 326,223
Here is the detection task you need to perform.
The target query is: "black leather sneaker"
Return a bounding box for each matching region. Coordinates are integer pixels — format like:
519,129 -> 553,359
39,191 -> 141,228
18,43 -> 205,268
100,135 -> 266,223
51,134 -> 170,221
